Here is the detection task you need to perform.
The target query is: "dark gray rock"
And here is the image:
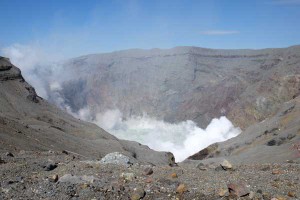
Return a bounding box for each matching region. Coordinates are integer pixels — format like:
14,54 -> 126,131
215,165 -> 223,172
0,157 -> 5,164
227,181 -> 250,197
44,164 -> 57,171
143,167 -> 153,175
25,86 -> 39,103
5,152 -> 14,157
196,163 -> 207,171
266,139 -> 277,146
0,57 -> 12,71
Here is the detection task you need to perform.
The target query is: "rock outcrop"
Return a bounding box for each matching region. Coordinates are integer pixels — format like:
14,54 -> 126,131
0,57 -> 12,71
0,57 -> 22,81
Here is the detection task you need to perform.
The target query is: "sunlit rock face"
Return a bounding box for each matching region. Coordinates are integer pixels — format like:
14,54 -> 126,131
53,46 -> 300,129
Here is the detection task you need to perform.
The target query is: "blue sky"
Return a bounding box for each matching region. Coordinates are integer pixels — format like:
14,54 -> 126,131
0,0 -> 300,57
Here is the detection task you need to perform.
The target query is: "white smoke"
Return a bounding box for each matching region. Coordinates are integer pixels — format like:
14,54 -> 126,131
1,43 -> 70,100
91,109 -> 241,162
1,44 -> 50,98
1,43 -> 241,162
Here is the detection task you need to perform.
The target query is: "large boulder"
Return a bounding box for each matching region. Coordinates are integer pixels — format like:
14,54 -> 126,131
99,152 -> 132,165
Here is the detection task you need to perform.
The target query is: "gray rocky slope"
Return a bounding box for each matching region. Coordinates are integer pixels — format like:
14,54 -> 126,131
187,95 -> 300,164
0,56 -> 174,166
55,45 -> 300,129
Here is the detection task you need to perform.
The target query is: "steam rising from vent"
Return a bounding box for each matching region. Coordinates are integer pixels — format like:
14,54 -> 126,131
1,44 -> 69,100
1,43 -> 241,162
80,109 -> 241,162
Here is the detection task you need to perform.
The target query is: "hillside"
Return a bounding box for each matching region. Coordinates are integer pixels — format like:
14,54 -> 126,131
54,46 -> 300,129
187,95 -> 300,163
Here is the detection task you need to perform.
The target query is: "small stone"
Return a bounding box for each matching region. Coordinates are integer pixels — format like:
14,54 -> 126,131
48,150 -> 55,154
16,176 -> 24,182
131,187 -> 145,200
49,175 -> 58,182
160,187 -> 167,193
249,191 -> 255,199
257,189 -> 263,194
197,163 -> 207,171
272,182 -> 280,188
1,188 -> 10,193
170,173 -> 178,178
176,184 -> 187,195
81,183 -> 89,189
218,188 -> 227,197
62,150 -> 69,155
121,173 -> 135,181
215,165 -> 223,171
31,174 -> 38,179
227,181 -> 250,197
19,150 -> 26,154
44,164 -> 57,171
143,167 -> 153,175
288,191 -> 296,197
221,159 -> 233,170
263,192 -> 271,200
286,160 -> 295,163
5,152 -> 14,157
277,197 -> 287,200
110,182 -> 125,192
261,166 -> 271,171
272,169 -> 282,175
7,180 -> 15,184
145,177 -> 153,183
0,157 -> 5,164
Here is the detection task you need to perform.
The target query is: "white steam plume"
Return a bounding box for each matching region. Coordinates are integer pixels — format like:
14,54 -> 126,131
1,43 -> 73,103
91,109 -> 241,162
1,44 -> 51,98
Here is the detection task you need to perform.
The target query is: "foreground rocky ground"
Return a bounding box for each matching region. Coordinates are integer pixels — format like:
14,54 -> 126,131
1,150 -> 299,200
